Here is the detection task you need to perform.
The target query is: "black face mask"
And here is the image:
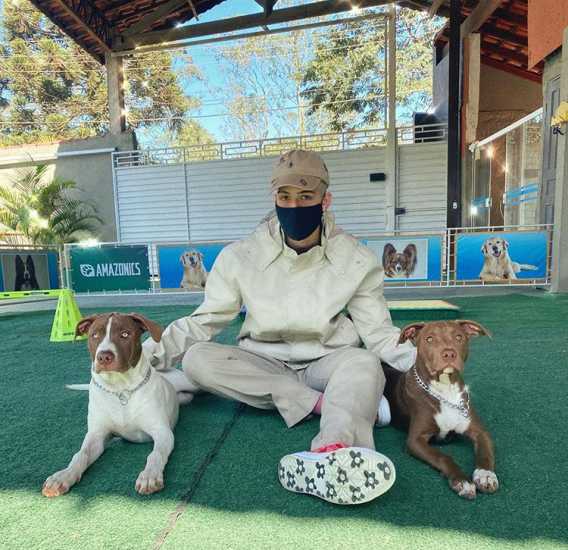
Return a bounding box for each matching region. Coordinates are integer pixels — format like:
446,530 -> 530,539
275,203 -> 323,241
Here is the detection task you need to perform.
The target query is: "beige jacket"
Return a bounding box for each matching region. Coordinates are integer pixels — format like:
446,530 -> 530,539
145,212 -> 416,372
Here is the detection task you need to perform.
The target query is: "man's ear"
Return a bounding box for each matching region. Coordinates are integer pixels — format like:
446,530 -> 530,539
322,191 -> 333,211
457,320 -> 492,338
398,322 -> 426,345
75,315 -> 99,337
128,313 -> 163,343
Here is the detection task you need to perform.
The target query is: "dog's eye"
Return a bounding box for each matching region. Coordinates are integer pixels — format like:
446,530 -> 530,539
121,331 -> 130,339
455,334 -> 464,341
426,336 -> 434,343
92,332 -> 99,339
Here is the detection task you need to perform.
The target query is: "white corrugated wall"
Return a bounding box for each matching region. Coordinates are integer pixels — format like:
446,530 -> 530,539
186,149 -> 387,241
115,165 -> 189,243
397,142 -> 447,231
113,143 -> 447,243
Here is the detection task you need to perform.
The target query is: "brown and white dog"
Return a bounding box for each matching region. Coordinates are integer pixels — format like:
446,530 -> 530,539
180,250 -> 208,290
479,237 -> 537,281
382,243 -> 417,279
42,313 -> 195,498
383,320 -> 498,500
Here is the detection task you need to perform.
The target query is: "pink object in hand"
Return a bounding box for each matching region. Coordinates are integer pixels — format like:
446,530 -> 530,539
313,442 -> 347,453
312,393 -> 324,415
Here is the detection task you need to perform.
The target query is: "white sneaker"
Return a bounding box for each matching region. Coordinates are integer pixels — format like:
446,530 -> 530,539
278,446 -> 396,505
376,395 -> 391,427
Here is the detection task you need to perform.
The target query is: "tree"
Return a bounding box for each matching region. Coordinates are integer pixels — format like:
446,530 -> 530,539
0,164 -> 102,244
0,0 -> 210,147
301,9 -> 444,132
213,21 -> 327,140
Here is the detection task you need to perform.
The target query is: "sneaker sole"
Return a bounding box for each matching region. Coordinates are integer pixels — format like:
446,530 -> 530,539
278,447 -> 396,505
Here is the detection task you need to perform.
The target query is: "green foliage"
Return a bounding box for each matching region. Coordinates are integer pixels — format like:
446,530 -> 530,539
0,164 -> 102,244
302,9 -> 444,132
0,0 -> 210,147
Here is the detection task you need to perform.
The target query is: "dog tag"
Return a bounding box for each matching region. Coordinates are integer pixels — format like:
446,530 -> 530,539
118,392 -> 130,406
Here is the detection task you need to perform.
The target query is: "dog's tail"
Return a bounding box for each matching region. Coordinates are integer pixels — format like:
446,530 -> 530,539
518,263 -> 538,271
65,383 -> 90,391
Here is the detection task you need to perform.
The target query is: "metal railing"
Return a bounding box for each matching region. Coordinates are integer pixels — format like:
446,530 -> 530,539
62,223 -> 553,295
113,123 -> 448,168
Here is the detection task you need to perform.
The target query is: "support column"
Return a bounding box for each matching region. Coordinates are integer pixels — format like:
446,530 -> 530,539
106,53 -> 126,134
447,0 -> 462,228
384,3 -> 397,232
551,27 -> 568,292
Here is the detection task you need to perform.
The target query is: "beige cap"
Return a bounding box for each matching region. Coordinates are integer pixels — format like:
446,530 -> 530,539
271,149 -> 329,192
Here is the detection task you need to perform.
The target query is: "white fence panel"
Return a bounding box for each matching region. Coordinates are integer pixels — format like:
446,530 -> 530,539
115,165 -> 189,243
185,149 -> 387,241
397,142 -> 447,231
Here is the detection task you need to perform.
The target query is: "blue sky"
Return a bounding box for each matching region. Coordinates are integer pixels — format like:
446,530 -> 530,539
1,0 -> 434,146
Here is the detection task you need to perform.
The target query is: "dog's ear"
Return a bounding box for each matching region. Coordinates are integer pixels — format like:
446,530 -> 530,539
481,242 -> 488,254
382,243 -> 396,268
503,239 -> 509,249
403,244 -> 417,270
398,322 -> 426,345
26,255 -> 36,274
15,255 -> 24,269
128,313 -> 163,343
198,252 -> 204,260
457,320 -> 492,339
75,315 -> 99,337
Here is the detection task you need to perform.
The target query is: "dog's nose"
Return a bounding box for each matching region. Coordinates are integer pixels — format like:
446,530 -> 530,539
441,348 -> 457,361
97,351 -> 115,364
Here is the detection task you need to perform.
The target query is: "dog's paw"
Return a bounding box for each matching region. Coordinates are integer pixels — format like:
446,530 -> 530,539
473,469 -> 499,493
42,470 -> 74,498
449,478 -> 476,500
135,469 -> 164,495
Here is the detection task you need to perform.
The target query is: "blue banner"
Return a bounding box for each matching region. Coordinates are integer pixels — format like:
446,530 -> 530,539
0,250 -> 60,292
456,231 -> 548,281
362,236 -> 443,282
158,243 -> 226,290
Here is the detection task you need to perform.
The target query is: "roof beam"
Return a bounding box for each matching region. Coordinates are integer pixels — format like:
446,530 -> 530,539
460,0 -> 502,38
116,0 -> 393,50
481,57 -> 541,83
122,0 -> 189,36
481,42 -> 527,65
479,23 -> 527,46
29,0 -> 112,54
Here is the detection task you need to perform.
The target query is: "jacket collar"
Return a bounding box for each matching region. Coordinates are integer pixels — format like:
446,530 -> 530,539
253,211 -> 340,271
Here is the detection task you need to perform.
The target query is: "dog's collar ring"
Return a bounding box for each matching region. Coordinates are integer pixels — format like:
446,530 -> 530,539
412,366 -> 470,418
91,367 -> 152,406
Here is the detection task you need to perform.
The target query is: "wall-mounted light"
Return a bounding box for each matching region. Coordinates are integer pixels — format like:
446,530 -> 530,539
470,205 -> 478,216
486,145 -> 494,159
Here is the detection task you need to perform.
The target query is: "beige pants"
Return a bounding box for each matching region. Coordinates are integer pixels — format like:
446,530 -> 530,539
182,343 -> 385,451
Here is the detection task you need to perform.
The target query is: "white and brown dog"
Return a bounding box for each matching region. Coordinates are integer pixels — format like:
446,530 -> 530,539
42,313 -> 195,498
180,250 -> 208,290
382,243 -> 418,278
479,237 -> 537,281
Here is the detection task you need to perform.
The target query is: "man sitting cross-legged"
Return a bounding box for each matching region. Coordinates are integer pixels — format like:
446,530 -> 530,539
144,149 -> 416,505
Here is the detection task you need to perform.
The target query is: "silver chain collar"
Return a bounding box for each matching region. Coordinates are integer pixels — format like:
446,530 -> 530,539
91,367 -> 152,406
412,366 -> 470,418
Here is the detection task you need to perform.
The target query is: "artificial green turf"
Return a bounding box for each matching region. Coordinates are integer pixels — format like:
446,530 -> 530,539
1,293 -> 567,549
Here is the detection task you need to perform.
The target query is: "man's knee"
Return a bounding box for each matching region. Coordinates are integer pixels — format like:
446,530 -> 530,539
182,342 -> 221,387
342,348 -> 385,391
